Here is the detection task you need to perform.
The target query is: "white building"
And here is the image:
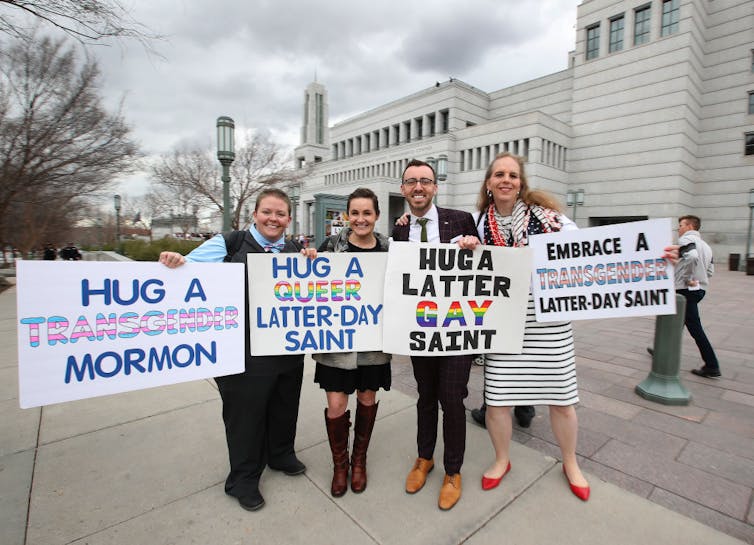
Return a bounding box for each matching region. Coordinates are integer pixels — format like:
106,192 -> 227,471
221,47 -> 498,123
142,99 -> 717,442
294,0 -> 754,261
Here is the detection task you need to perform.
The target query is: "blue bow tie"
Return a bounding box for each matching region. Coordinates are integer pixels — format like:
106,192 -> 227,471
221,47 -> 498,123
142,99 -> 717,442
263,242 -> 285,253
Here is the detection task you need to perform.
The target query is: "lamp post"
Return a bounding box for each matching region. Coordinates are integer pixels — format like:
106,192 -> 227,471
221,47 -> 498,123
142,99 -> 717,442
436,154 -> 448,181
566,188 -> 585,224
113,194 -> 121,253
289,183 -> 300,236
216,116 -> 235,231
746,189 -> 754,260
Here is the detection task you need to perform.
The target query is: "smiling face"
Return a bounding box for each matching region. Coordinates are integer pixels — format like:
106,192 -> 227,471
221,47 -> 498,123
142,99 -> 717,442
253,195 -> 291,241
347,197 -> 378,238
400,164 -> 437,216
485,156 -> 521,215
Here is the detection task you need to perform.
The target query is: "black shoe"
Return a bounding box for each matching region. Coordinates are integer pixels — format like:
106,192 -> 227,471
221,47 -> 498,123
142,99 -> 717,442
269,457 -> 307,476
646,347 -> 654,356
238,490 -> 265,511
470,407 -> 486,428
691,367 -> 721,378
514,406 -> 535,428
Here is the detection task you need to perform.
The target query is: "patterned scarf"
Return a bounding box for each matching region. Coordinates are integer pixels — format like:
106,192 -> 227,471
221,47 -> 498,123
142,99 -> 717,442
485,199 -> 562,247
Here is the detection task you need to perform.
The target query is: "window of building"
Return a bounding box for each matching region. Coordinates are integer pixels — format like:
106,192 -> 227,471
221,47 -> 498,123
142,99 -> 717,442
661,0 -> 680,36
609,15 -> 624,52
440,109 -> 449,133
427,113 -> 436,136
751,49 -> 754,72
634,5 -> 651,45
586,24 -> 600,60
746,132 -> 754,155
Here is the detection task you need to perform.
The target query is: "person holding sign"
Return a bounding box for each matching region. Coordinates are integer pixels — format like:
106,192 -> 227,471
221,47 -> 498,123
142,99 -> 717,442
393,158 -> 481,511
472,153 -> 590,501
159,188 -> 314,513
313,188 -> 392,497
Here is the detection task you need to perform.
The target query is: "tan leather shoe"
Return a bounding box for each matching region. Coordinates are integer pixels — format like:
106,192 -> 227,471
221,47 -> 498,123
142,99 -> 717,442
438,473 -> 462,510
405,457 -> 434,493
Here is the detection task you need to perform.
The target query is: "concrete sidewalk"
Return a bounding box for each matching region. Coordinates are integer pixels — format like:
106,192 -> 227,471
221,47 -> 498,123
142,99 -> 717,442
2,271 -> 752,545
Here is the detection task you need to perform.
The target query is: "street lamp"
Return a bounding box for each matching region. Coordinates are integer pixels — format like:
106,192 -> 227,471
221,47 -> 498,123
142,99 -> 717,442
216,116 -> 235,231
436,154 -> 448,181
566,189 -> 585,224
113,194 -> 121,253
289,183 -> 300,236
746,189 -> 754,259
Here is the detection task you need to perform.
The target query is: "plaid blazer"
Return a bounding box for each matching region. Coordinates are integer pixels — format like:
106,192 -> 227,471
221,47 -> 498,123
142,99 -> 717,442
391,206 -> 478,243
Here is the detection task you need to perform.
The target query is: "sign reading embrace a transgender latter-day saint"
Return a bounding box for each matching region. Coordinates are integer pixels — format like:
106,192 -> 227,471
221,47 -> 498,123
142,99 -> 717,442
382,242 -> 532,356
248,252 -> 387,355
529,218 -> 675,322
17,261 -> 246,408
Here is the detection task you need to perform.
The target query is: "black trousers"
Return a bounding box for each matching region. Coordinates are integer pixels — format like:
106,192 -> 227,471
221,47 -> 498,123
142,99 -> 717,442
411,355 -> 472,475
215,363 -> 304,497
678,289 -> 719,370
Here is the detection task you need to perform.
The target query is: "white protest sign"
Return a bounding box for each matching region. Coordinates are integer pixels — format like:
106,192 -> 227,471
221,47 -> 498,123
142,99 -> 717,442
529,218 -> 675,322
382,242 -> 532,356
248,252 -> 386,355
17,261 -> 246,408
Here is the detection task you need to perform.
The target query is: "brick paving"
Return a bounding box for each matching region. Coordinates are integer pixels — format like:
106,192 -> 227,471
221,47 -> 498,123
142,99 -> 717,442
391,268 -> 754,543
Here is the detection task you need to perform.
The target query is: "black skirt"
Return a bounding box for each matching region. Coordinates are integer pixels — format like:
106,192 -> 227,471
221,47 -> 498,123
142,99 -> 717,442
314,362 -> 391,394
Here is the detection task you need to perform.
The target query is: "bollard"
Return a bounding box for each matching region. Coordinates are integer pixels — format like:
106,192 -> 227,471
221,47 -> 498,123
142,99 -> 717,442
635,294 -> 691,405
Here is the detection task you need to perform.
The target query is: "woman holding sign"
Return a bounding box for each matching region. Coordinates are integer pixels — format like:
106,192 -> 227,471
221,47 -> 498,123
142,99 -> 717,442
159,188 -> 315,513
314,187 -> 391,497
474,153 -> 590,501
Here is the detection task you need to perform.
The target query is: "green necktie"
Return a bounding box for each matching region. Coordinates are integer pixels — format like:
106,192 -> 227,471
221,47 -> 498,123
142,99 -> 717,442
417,217 -> 429,242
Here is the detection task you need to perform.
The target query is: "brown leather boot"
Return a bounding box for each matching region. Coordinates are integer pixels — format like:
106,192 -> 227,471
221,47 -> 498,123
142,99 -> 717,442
350,401 -> 378,493
325,409 -> 351,497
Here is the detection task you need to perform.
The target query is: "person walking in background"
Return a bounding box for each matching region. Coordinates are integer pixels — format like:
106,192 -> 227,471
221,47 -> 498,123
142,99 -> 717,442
469,152 -> 589,501
43,243 -> 57,260
675,215 -> 721,378
314,188 -> 391,497
159,188 -> 314,512
59,243 -> 81,260
392,159 -> 480,511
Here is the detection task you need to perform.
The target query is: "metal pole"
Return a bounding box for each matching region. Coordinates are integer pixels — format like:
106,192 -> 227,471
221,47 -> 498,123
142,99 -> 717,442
221,161 -> 231,232
115,209 -> 121,253
746,204 -> 753,259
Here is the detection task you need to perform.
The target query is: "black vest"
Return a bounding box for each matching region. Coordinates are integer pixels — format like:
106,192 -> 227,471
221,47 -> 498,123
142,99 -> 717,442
227,232 -> 304,376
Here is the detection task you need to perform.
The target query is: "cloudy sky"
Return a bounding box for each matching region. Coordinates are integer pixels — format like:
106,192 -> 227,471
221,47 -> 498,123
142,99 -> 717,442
67,0 -> 580,196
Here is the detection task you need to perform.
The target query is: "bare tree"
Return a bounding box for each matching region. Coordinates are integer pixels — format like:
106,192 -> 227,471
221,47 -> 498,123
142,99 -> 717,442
151,130 -> 304,231
0,0 -> 159,46
0,34 -> 139,251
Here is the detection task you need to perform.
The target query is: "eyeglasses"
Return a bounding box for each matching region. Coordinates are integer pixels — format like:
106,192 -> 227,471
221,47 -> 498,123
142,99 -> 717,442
402,177 -> 435,187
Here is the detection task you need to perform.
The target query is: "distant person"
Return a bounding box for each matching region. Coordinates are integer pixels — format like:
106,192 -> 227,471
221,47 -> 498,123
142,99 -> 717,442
313,188 -> 391,497
652,215 -> 720,378
59,243 -> 81,261
392,158 -> 480,511
43,244 -> 57,260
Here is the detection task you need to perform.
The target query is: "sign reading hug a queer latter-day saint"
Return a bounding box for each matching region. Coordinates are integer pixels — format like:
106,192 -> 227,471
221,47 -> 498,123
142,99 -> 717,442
529,218 -> 675,322
17,261 -> 245,408
248,253 -> 387,355
382,243 -> 533,356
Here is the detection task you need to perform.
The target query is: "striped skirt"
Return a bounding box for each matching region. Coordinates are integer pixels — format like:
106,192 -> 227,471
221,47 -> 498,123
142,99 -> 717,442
484,296 -> 578,406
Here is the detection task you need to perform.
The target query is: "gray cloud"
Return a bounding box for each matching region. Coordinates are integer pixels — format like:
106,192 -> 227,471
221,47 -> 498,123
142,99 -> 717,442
83,0 -> 578,195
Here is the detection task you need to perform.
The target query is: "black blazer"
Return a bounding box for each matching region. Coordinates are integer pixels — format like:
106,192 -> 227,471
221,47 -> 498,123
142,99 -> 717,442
392,206 -> 478,243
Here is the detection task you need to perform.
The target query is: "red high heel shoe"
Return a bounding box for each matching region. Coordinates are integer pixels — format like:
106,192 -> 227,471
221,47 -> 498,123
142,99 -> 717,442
481,461 -> 511,491
563,465 -> 590,501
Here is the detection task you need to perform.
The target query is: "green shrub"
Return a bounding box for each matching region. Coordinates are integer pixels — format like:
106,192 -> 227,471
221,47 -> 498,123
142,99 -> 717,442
122,239 -> 204,261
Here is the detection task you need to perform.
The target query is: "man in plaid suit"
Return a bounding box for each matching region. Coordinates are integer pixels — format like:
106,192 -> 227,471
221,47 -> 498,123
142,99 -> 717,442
392,159 -> 480,511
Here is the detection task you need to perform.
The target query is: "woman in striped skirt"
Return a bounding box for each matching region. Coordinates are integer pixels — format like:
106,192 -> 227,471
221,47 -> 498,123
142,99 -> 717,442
474,152 -> 590,501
